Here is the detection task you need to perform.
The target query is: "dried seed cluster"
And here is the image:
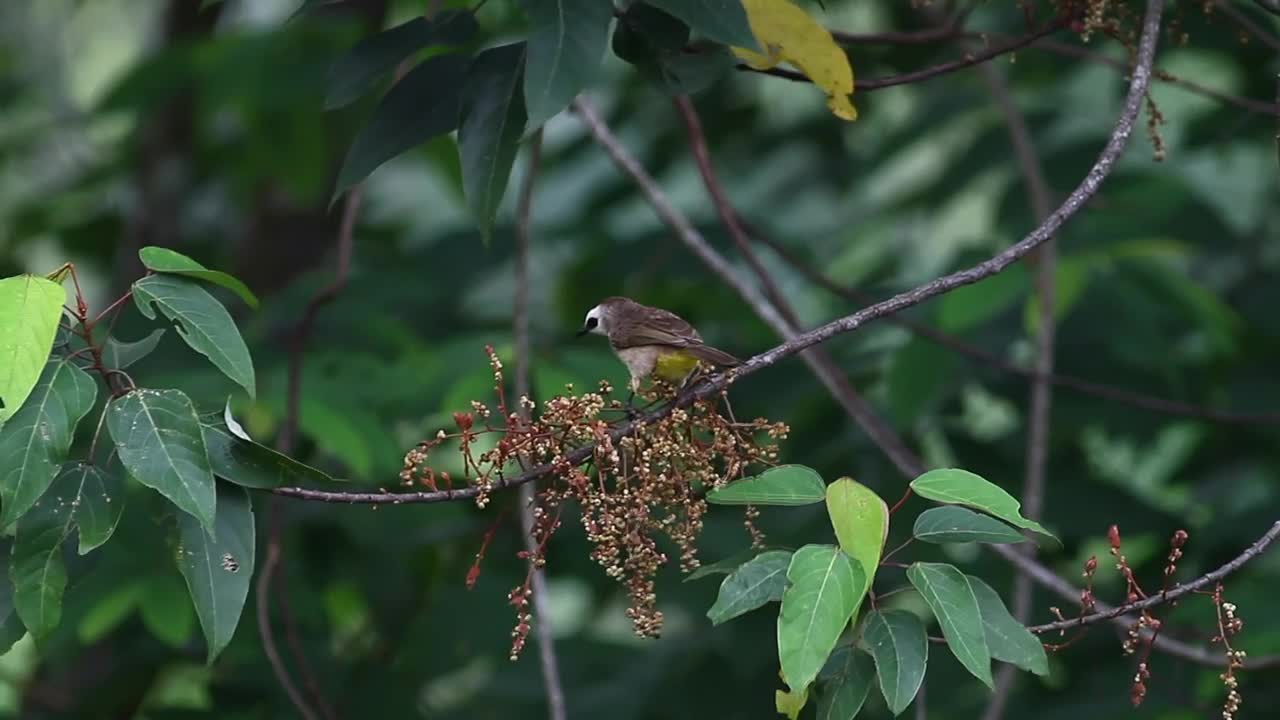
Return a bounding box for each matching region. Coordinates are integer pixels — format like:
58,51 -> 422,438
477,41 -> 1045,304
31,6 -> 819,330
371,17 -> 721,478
400,347 -> 788,659
1212,584 -> 1246,720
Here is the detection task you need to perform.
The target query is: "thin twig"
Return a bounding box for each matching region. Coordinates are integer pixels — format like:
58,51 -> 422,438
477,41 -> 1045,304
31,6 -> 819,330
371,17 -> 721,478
977,57 -> 1056,720
741,20 -> 1065,91
673,94 -> 921,477
514,130 -> 567,720
256,541 -> 318,720
1215,0 -> 1280,52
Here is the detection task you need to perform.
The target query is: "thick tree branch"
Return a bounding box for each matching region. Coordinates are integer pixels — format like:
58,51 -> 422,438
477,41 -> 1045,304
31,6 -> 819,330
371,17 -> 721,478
514,130 -> 567,720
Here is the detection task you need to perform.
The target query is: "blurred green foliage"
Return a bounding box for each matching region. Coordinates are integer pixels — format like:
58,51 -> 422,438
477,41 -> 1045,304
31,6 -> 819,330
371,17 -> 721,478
0,0 -> 1278,718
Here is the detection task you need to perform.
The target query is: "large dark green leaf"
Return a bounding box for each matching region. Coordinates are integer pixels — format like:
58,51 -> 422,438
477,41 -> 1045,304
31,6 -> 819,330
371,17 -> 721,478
102,329 -> 166,371
817,646 -> 875,720
859,610 -> 927,716
458,43 -> 527,243
706,549 -> 790,624
519,0 -> 613,129
138,247 -> 259,309
706,464 -> 826,505
174,482 -> 254,663
0,360 -> 97,528
334,53 -> 469,195
0,546 -> 26,655
907,562 -> 992,688
325,11 -> 479,109
644,0 -> 757,49
968,575 -> 1049,676
612,5 -> 731,95
778,544 -> 864,693
912,506 -> 1027,545
0,275 -> 66,425
10,480 -> 77,637
201,420 -> 335,489
64,461 -> 126,555
910,469 -> 1057,544
106,389 -> 216,534
132,275 -> 256,398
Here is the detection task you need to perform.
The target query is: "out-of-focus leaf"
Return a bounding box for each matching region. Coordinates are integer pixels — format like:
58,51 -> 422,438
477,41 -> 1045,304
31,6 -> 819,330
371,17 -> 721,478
132,275 -> 256,398
910,468 -> 1057,544
731,0 -> 855,120
458,42 -> 527,242
778,544 -> 864,693
968,575 -> 1049,676
912,506 -> 1026,545
102,329 -> 166,370
0,548 -> 26,654
0,275 -> 66,425
1024,257 -> 1091,334
885,337 -> 958,427
645,0 -> 758,49
937,264 -> 1028,332
139,573 -> 196,648
816,647 -> 875,720
824,478 -> 885,621
325,11 -> 478,109
707,465 -> 826,505
107,389 -> 216,534
334,53 -> 469,195
907,562 -> 992,688
519,0 -> 613,129
174,482 -> 255,663
138,247 -> 259,309
78,582 -> 142,644
201,421 -> 336,489
0,360 -> 97,528
706,549 -> 791,624
859,610 -> 927,715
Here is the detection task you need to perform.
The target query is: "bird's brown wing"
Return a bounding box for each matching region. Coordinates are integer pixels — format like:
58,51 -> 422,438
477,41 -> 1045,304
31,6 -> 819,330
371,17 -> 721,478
610,306 -> 702,349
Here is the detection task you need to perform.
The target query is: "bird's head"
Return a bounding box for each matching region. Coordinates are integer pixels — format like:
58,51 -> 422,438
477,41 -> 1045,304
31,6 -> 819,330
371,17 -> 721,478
577,304 -> 608,337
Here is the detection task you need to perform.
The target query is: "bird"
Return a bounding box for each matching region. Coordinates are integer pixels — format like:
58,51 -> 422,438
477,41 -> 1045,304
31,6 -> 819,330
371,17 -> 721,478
577,296 -> 740,404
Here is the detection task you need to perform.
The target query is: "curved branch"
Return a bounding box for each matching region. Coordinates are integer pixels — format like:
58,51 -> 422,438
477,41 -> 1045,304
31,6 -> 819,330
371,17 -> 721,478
274,0 -> 1165,507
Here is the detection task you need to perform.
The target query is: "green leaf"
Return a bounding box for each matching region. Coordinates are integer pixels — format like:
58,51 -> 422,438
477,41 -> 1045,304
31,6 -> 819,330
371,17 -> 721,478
0,275 -> 66,425
64,461 -> 126,555
825,478 -> 886,622
684,546 -> 762,581
107,389 -> 217,534
775,683 -> 809,719
519,0 -> 613,129
138,247 -> 259,309
937,263 -> 1027,332
174,482 -> 255,663
10,484 -> 77,638
886,337 -> 958,426
334,53 -> 469,195
706,549 -> 791,625
910,469 -> 1057,544
706,464 -> 826,506
859,610 -> 927,716
201,420 -> 335,489
0,551 -> 27,654
1023,257 -> 1090,335
968,575 -> 1049,676
325,11 -> 479,109
907,562 -> 992,688
102,329 -> 166,370
817,647 -> 875,720
78,581 -> 142,644
0,360 -> 97,528
912,506 -> 1027,545
778,544 -> 864,693
645,0 -> 758,49
132,275 -> 256,398
140,573 -> 196,648
458,42 -> 527,243
612,6 -> 731,95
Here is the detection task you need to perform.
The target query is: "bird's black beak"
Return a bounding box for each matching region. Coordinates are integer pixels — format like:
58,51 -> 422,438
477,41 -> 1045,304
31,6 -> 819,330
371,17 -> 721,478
575,327 -> 590,338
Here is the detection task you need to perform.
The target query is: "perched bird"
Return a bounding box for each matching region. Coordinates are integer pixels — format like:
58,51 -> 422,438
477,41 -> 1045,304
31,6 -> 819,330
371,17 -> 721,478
577,297 -> 740,400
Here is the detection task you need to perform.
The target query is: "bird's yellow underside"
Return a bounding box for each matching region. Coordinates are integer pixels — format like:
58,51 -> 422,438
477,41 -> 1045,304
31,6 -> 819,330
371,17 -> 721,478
615,346 -> 701,391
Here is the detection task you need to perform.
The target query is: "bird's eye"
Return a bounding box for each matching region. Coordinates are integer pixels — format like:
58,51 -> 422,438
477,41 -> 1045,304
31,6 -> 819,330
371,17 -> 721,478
585,317 -> 599,329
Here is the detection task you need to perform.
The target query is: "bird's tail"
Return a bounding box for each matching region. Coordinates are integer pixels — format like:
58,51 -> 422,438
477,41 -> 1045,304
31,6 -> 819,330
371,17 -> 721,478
686,343 -> 741,368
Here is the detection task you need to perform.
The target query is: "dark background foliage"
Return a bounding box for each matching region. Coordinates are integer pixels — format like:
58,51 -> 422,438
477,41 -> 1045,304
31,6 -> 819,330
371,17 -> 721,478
0,0 -> 1277,717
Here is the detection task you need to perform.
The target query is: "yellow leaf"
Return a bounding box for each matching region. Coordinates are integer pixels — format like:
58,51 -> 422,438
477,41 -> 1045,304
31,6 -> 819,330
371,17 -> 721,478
732,0 -> 857,121
774,682 -> 809,719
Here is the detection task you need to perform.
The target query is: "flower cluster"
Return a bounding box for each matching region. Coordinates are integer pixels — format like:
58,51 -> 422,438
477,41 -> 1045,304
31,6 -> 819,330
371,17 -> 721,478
1211,584 -> 1246,720
400,347 -> 789,659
